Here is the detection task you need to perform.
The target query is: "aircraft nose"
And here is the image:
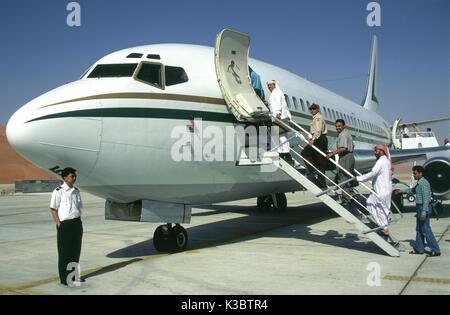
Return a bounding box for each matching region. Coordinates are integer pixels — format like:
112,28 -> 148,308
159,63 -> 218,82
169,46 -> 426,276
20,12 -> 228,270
6,106 -> 40,159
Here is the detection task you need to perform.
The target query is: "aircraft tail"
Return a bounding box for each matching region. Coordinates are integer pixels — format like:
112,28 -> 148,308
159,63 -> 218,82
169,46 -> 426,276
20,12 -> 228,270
361,35 -> 379,112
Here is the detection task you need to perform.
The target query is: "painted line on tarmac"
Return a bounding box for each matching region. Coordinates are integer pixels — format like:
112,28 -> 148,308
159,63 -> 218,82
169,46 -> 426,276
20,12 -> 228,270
384,275 -> 450,285
398,224 -> 449,295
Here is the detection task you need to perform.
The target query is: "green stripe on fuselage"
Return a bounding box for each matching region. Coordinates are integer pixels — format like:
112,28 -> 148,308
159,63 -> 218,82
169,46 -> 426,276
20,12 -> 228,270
27,107 -> 387,144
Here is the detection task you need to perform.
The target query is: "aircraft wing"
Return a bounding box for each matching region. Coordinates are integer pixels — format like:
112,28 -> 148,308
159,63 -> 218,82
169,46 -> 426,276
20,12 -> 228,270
354,146 -> 450,172
390,116 -> 450,129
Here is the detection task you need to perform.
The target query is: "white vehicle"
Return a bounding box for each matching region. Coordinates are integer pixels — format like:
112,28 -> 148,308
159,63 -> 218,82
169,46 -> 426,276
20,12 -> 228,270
7,29 -> 449,252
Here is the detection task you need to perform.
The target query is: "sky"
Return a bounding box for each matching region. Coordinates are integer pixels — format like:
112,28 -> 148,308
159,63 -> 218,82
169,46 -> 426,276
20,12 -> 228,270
0,0 -> 449,142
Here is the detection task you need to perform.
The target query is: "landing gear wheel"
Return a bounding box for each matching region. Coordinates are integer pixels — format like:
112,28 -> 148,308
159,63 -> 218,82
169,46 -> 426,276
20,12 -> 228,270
274,193 -> 287,211
153,225 -> 171,252
257,196 -> 272,211
170,224 -> 188,252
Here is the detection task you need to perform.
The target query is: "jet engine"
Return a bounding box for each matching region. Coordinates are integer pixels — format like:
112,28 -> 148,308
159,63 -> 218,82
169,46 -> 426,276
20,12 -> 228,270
423,157 -> 450,200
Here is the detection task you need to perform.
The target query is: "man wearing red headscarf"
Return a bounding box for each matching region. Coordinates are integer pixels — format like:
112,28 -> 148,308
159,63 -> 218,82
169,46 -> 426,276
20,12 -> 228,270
355,144 -> 392,236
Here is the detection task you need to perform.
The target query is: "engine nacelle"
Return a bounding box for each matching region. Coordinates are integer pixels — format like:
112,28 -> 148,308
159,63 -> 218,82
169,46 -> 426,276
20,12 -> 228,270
423,158 -> 450,200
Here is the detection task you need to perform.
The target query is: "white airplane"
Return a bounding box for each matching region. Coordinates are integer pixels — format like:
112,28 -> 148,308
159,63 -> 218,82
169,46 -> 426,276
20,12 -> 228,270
7,29 -> 449,252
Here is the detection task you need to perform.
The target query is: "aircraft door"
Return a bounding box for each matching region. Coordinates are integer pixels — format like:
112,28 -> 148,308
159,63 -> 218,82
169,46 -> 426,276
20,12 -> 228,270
215,29 -> 270,122
391,118 -> 402,149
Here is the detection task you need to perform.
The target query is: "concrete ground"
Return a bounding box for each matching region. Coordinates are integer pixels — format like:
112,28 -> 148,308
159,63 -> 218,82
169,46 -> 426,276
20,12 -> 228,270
0,191 -> 448,295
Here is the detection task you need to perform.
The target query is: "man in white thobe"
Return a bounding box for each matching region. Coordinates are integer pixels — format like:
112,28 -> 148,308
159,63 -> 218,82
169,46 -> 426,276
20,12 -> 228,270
267,80 -> 292,160
355,144 -> 392,235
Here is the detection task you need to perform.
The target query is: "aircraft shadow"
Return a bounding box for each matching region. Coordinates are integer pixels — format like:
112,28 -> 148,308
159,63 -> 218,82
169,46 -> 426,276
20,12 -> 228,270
106,201 -> 404,259
82,258 -> 143,281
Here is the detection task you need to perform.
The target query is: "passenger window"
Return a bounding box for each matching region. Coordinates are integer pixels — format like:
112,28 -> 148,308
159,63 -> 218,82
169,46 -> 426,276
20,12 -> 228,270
165,66 -> 189,86
306,101 -> 311,111
284,94 -> 291,108
300,99 -> 306,112
88,63 -> 138,78
135,62 -> 163,88
332,110 -> 336,121
293,97 -> 298,110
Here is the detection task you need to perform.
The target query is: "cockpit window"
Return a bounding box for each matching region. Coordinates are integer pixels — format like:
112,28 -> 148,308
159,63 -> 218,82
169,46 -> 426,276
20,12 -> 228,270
87,64 -> 138,78
79,64 -> 94,79
134,62 -> 163,88
165,66 -> 189,86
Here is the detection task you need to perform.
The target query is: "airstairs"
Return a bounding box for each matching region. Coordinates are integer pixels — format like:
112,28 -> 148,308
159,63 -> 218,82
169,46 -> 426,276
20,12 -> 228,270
241,119 -> 403,257
215,28 -> 403,256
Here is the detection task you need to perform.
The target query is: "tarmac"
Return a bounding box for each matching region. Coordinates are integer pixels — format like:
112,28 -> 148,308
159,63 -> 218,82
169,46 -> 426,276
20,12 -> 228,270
0,189 -> 448,295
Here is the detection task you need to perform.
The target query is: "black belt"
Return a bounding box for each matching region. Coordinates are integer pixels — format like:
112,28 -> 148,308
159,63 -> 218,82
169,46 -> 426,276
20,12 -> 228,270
62,217 -> 81,223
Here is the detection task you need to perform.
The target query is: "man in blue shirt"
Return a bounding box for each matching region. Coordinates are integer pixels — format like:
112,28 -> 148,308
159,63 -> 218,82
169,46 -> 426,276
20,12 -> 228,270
397,166 -> 441,256
249,66 -> 265,100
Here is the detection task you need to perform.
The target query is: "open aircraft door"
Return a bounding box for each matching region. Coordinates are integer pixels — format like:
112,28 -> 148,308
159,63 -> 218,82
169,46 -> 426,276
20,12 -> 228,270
391,118 -> 402,149
215,29 -> 270,122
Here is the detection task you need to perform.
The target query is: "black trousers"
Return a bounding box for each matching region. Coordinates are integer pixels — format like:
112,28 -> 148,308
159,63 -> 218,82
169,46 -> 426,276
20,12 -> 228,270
301,134 -> 329,186
57,217 -> 83,285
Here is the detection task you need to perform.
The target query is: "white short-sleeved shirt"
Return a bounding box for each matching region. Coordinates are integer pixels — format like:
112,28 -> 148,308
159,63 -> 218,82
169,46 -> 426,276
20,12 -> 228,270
50,182 -> 83,221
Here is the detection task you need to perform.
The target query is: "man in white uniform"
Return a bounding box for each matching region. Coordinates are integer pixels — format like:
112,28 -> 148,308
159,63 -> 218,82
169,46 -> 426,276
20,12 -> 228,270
355,144 -> 392,236
267,80 -> 292,161
50,167 -> 83,286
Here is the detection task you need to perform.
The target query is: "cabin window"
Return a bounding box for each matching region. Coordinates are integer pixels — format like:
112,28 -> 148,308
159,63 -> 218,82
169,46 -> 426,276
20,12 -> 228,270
87,63 -> 138,78
165,66 -> 189,86
300,99 -> 306,112
327,108 -> 332,121
331,110 -> 336,121
292,97 -> 298,110
284,94 -> 291,108
135,62 -> 163,88
306,101 -> 311,110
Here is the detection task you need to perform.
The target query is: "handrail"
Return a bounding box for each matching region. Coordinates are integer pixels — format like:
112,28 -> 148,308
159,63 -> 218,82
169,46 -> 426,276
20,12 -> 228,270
273,118 -> 402,217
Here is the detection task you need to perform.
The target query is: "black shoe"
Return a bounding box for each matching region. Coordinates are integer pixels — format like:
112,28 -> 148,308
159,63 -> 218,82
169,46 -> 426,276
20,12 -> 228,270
409,249 -> 424,255
280,153 -> 294,162
427,251 -> 441,257
316,182 -> 327,189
